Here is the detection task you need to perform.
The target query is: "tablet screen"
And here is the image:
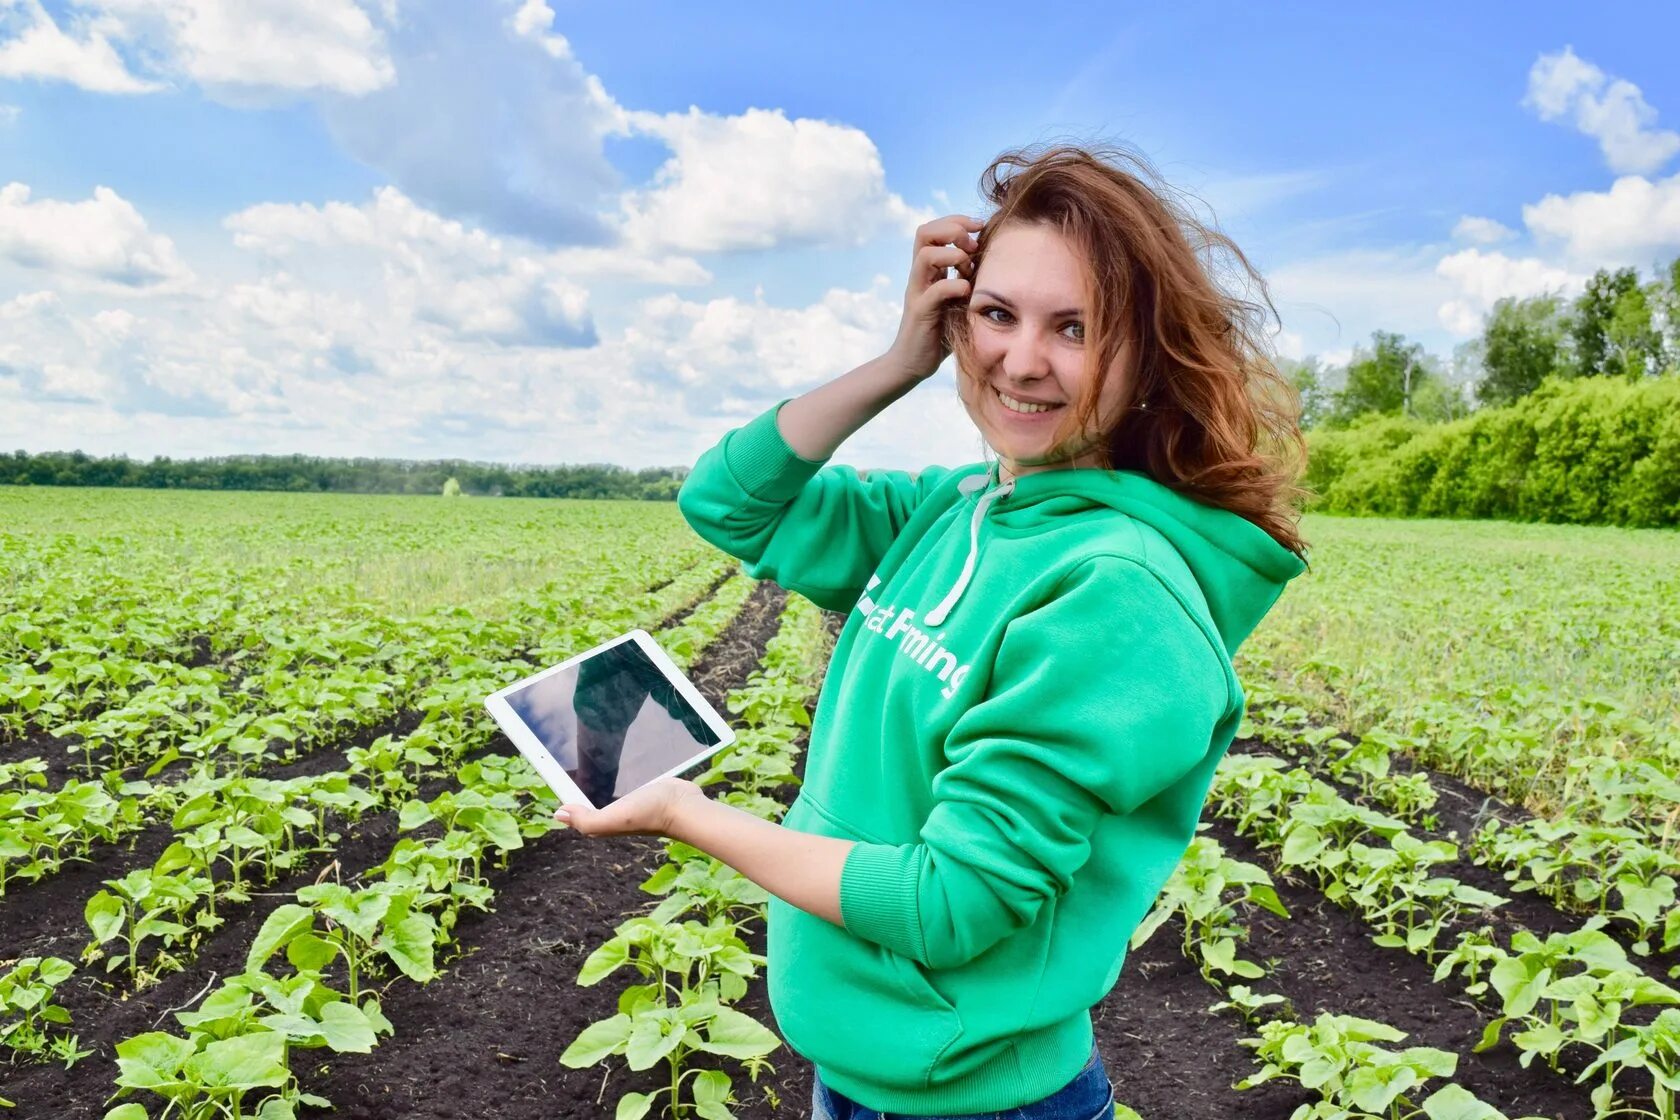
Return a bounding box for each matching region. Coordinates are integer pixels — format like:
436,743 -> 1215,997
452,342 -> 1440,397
500,637 -> 722,808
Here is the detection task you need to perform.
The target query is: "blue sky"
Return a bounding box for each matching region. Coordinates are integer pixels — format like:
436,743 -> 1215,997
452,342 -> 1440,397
1,0 -> 1676,470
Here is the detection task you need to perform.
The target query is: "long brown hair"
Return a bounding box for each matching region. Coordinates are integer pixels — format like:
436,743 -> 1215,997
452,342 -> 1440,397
943,140 -> 1311,558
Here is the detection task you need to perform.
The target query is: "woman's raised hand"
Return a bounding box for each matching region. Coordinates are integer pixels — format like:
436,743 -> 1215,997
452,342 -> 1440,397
883,214 -> 984,385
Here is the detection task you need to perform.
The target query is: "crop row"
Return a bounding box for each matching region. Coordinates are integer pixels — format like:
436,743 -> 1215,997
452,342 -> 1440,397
1136,831 -> 1539,1119
1244,680 -> 1680,970
1206,750 -> 1680,1119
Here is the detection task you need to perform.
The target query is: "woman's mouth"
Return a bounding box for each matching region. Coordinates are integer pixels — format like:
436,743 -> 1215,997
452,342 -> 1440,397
993,384 -> 1065,421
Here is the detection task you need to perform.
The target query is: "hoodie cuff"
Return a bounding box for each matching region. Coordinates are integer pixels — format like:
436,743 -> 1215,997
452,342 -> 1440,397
839,840 -> 925,963
722,398 -> 831,502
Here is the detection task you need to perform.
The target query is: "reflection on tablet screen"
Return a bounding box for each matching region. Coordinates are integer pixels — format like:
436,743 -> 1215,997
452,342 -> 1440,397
502,639 -> 720,808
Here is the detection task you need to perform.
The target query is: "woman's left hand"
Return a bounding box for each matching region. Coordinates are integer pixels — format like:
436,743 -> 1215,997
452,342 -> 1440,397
553,776 -> 703,838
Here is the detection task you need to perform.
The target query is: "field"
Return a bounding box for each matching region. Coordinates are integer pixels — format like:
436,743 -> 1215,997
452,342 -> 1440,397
2,486 -> 1679,1120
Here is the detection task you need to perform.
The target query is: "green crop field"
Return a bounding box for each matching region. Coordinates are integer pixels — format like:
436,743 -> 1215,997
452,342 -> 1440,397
3,486 -> 1679,1120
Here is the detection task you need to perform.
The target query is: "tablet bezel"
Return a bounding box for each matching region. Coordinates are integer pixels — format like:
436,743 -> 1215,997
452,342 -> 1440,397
483,627 -> 736,811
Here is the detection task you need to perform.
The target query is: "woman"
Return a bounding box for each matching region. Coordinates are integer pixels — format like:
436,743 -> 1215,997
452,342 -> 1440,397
553,141 -> 1312,1120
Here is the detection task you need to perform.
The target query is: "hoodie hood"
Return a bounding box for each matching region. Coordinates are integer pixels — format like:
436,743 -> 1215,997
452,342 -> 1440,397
923,460 -> 1307,655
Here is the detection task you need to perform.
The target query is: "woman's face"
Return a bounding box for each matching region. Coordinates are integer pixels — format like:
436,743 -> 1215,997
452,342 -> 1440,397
957,221 -> 1131,478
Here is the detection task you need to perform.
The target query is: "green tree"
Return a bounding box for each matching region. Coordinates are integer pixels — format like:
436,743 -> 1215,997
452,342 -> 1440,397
1328,331 -> 1432,426
1411,372 -> 1470,423
1475,293 -> 1566,406
1606,283 -> 1664,379
1567,267 -> 1641,378
441,477 -> 462,496
1657,257 -> 1680,373
1280,356 -> 1333,429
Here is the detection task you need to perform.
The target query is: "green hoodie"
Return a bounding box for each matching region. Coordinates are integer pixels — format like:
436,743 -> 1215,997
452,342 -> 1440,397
676,397 -> 1306,1114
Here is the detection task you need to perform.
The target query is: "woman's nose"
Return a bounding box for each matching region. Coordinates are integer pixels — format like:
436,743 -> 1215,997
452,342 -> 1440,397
1001,328 -> 1053,380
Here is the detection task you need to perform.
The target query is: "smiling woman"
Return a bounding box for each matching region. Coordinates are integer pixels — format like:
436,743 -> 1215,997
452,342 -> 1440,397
583,137 -> 1316,1120
940,143 -> 1311,549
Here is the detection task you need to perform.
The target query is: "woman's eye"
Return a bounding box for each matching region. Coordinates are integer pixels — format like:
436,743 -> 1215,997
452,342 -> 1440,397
975,307 -> 1081,341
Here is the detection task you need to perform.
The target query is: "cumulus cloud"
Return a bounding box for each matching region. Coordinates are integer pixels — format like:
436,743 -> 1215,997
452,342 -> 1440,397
0,182 -> 193,289
1262,243 -> 1458,353
226,187 -> 598,347
4,1 -> 926,265
619,275 -> 904,414
98,0 -> 394,98
0,0 -> 160,92
1451,216 -> 1516,245
319,3 -> 624,247
0,0 -> 393,98
1523,45 -> 1680,175
505,0 -> 569,60
0,222 -> 979,468
1433,249 -> 1586,336
1521,170 -> 1680,269
613,106 -> 930,254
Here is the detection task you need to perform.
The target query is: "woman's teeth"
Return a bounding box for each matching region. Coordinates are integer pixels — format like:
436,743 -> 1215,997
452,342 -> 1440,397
996,386 -> 1062,414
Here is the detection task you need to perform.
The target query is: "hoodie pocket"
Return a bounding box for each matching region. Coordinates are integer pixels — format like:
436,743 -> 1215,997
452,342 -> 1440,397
767,795 -> 963,1090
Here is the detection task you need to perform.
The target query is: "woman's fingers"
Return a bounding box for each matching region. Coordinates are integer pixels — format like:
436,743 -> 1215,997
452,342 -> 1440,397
913,215 -> 982,259
914,242 -> 973,284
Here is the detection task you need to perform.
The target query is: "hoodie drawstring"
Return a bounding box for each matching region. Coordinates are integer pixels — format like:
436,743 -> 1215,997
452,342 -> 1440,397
924,467 -> 1014,628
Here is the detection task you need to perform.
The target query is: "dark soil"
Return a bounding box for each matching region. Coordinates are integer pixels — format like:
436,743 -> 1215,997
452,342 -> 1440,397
1233,734 -> 1680,982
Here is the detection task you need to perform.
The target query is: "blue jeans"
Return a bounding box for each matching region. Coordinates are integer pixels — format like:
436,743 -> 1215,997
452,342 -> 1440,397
811,1041 -> 1115,1120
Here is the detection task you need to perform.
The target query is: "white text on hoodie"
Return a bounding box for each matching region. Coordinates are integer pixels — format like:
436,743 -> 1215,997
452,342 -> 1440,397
856,578 -> 973,700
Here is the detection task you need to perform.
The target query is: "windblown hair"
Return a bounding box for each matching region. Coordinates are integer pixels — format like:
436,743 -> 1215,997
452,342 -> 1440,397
942,140 -> 1311,559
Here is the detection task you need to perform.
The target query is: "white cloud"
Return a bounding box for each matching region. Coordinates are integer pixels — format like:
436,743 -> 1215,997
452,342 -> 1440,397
0,0 -> 160,92
0,218 -> 979,469
1435,248 -> 1583,305
621,274 -> 905,404
319,3 -> 623,246
226,187 -> 597,346
0,102 -> 15,122
0,0 -> 392,98
1434,248 -> 1586,336
0,182 -> 193,289
98,0 -> 394,97
1523,45 -> 1680,175
1451,215 -> 1516,245
1521,169 -> 1680,269
505,0 -> 569,60
613,105 -> 932,254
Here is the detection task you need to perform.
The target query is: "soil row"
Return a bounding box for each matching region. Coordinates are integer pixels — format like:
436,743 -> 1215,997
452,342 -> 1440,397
1230,734 -> 1680,978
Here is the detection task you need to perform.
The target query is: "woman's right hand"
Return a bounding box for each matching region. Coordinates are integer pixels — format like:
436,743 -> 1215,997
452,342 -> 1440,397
883,214 -> 985,384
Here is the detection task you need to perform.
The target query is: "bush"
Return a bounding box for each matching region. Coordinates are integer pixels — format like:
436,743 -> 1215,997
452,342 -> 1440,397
1304,375 -> 1680,527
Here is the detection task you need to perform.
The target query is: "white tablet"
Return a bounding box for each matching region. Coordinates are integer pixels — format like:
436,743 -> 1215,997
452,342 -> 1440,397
484,628 -> 736,811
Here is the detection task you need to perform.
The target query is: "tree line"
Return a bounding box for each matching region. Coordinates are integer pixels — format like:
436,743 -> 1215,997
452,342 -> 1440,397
0,450 -> 689,500
1285,257 -> 1680,430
